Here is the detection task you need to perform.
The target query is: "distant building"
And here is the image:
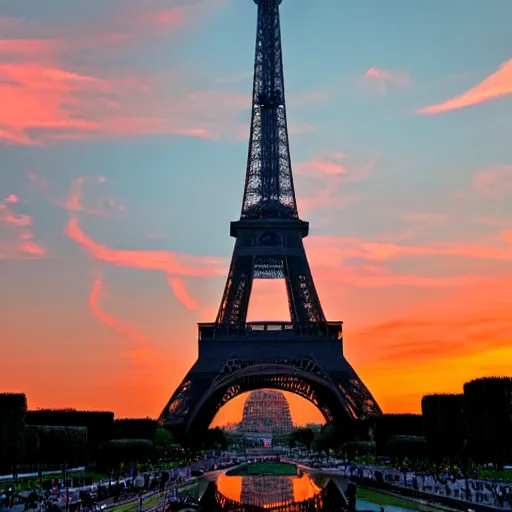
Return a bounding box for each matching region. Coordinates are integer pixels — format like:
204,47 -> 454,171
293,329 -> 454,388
238,390 -> 293,435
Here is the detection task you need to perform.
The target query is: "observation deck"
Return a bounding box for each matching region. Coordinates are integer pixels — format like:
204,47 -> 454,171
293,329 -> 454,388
198,321 -> 342,342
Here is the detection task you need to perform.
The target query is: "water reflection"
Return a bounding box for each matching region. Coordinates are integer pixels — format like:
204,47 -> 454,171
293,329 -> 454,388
216,473 -> 322,506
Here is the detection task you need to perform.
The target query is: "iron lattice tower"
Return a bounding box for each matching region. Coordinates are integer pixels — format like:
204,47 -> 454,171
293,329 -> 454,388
242,0 -> 297,221
159,0 -> 382,446
216,0 -> 325,327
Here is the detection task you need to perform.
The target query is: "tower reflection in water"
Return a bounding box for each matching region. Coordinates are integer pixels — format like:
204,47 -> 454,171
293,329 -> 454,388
216,473 -> 322,507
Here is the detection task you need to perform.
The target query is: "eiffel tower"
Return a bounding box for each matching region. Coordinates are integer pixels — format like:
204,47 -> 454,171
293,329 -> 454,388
160,0 -> 381,444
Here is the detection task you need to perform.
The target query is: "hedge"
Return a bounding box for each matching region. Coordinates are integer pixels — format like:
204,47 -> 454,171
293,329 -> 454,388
23,425 -> 88,465
26,409 -> 114,450
387,435 -> 428,462
374,414 -> 423,455
97,439 -> 154,470
112,418 -> 158,441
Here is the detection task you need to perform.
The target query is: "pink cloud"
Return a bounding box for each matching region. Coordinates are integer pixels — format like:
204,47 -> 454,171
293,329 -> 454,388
0,195 -> 46,259
472,165 -> 512,197
296,153 -> 373,182
167,277 -> 199,311
65,176 -> 124,216
0,4 -> 243,145
61,175 -> 219,311
65,212 -> 225,311
66,216 -> 225,279
295,154 -> 374,216
363,67 -> 411,94
0,62 -> 102,144
395,212 -> 446,241
4,194 -> 18,204
295,153 -> 348,177
417,58 -> 512,114
0,39 -> 59,57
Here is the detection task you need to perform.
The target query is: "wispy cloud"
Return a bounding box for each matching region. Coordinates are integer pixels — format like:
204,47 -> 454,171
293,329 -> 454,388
167,277 -> 199,311
66,176 -> 124,216
471,164 -> 512,197
295,153 -> 374,216
89,277 -> 168,369
363,67 -> 411,94
66,215 -> 225,279
0,2 -> 240,145
417,58 -> 512,114
0,194 -> 46,259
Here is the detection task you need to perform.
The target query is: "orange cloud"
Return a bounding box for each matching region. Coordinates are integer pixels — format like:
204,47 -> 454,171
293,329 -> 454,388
0,194 -> 46,259
417,58 -> 512,114
363,67 -> 411,94
472,164 -> 512,197
349,276 -> 512,413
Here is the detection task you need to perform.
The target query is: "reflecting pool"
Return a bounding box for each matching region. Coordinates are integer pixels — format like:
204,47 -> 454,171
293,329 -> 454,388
216,472 -> 323,506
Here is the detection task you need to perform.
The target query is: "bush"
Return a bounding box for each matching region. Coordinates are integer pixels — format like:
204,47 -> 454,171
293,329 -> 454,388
0,393 -> 27,475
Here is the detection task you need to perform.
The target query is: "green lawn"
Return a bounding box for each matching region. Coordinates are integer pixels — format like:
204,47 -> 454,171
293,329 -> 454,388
357,487 -> 442,512
109,493 -> 163,512
226,462 -> 298,477
477,468 -> 512,481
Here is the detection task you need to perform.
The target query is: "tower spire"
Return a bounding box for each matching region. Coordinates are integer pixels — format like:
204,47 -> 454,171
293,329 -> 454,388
241,0 -> 298,220
215,0 -> 326,326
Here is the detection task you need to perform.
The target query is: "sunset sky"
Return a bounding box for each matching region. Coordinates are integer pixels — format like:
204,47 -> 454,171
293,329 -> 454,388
1,0 -> 512,428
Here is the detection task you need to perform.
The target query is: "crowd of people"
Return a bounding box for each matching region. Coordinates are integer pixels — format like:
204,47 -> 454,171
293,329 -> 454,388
341,463 -> 512,509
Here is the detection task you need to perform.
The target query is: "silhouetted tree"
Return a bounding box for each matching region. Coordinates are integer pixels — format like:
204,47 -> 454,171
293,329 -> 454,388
0,393 -> 27,475
23,425 -> 88,466
421,393 -> 465,461
289,427 -> 315,449
202,428 -> 228,450
340,440 -> 376,460
464,377 -> 512,470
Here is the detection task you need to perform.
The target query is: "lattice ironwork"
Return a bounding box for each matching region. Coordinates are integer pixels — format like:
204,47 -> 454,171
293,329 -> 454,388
214,357 -> 329,386
158,0 -> 383,446
253,257 -> 285,278
242,0 -> 297,220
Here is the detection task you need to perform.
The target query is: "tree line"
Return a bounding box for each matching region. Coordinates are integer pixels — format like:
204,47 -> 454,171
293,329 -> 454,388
290,377 -> 512,470
1,376 -> 510,475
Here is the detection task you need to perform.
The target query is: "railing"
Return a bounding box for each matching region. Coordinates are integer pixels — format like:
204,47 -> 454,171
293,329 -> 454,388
198,321 -> 342,341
